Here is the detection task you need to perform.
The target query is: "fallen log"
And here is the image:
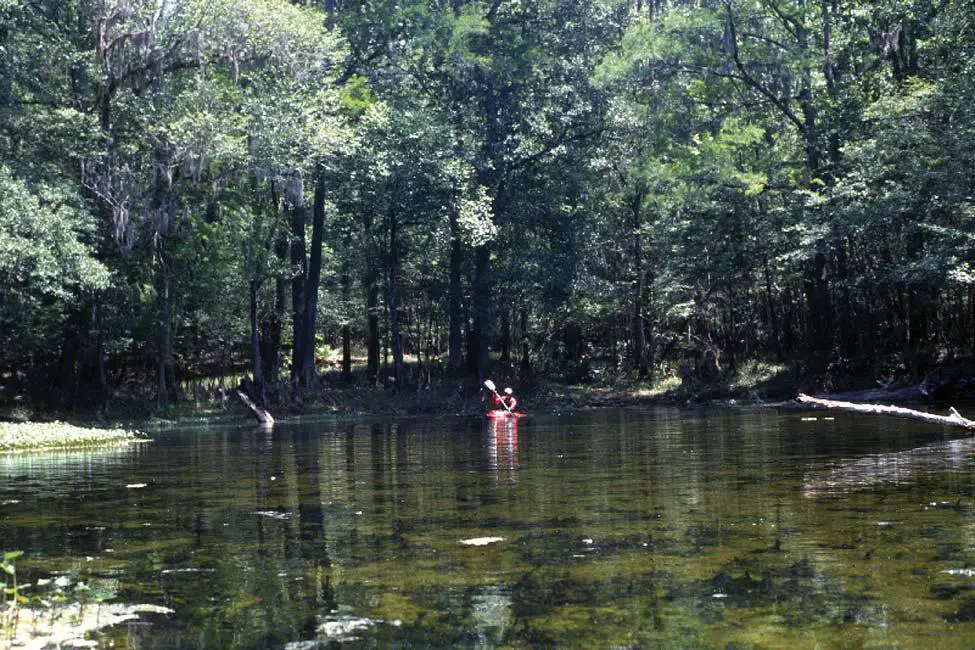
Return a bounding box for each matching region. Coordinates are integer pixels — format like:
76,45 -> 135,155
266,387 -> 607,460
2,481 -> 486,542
236,389 -> 274,427
797,393 -> 975,430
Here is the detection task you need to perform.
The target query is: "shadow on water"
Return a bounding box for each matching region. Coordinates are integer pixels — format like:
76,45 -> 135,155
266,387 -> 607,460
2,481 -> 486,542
4,409 -> 975,647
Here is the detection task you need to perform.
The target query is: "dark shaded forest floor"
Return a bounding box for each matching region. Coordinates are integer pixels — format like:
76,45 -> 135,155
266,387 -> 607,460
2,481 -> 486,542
9,357 -> 975,428
146,360 -> 811,426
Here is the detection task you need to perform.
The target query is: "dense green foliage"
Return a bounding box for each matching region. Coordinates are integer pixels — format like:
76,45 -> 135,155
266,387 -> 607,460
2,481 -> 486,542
2,0 -> 974,409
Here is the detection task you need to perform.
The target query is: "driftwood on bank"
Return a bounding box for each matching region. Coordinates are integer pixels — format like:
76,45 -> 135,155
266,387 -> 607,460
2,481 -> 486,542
236,387 -> 274,427
797,393 -> 975,430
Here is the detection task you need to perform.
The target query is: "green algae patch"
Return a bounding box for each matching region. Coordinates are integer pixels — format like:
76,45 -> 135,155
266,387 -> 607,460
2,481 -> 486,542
0,420 -> 147,453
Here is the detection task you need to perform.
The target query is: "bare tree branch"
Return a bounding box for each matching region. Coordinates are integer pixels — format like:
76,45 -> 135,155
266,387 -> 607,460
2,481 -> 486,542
724,2 -> 806,132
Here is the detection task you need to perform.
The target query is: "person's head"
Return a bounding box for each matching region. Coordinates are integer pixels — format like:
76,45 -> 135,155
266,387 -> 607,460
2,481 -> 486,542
504,387 -> 513,395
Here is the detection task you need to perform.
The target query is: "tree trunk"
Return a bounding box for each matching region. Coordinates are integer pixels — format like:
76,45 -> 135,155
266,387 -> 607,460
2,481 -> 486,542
908,288 -> 930,376
782,287 -> 798,355
632,206 -> 648,377
362,209 -> 381,384
299,169 -> 326,388
157,266 -> 172,408
520,308 -> 531,378
821,0 -> 842,166
94,298 -> 108,402
448,210 -> 464,376
500,306 -> 511,368
472,244 -> 490,381
341,261 -> 352,381
646,268 -> 655,379
56,306 -> 82,409
970,285 -> 975,357
366,266 -> 381,384
290,176 -> 308,385
382,291 -> 390,377
389,210 -> 403,386
805,243 -> 832,371
261,226 -> 288,388
763,256 -> 783,360
626,190 -> 651,377
834,237 -> 855,361
250,278 -> 265,403
324,0 -> 337,30
795,0 -> 823,177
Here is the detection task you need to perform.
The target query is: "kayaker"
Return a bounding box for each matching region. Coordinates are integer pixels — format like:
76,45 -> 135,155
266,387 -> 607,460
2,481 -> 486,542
492,387 -> 517,412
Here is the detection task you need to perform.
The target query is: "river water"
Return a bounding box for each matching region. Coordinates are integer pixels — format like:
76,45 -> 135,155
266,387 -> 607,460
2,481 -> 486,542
3,407 -> 975,648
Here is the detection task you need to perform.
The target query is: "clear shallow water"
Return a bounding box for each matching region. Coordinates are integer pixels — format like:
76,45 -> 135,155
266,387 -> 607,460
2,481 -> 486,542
4,408 -> 975,648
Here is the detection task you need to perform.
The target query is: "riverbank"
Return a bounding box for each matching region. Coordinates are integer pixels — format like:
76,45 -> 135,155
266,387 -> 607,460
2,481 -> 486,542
4,358 -> 918,429
197,361 -> 807,423
1,361 -> 810,429
0,421 -> 147,453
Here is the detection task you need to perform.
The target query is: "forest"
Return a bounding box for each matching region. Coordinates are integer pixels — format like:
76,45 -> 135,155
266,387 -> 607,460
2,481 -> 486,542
1,0 -> 974,414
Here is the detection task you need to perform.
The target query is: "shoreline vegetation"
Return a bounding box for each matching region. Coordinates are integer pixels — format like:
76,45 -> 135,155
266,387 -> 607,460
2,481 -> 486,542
144,360 -> 810,424
5,361 -> 824,430
5,357 -> 975,447
4,362 -> 790,449
0,421 -> 147,454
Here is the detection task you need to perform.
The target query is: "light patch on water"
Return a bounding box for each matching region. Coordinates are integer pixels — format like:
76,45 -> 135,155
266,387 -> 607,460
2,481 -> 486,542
255,510 -> 291,520
472,586 -> 512,648
943,568 -> 975,577
2,602 -> 173,649
285,615 -> 402,647
460,537 -> 505,546
321,616 -> 374,640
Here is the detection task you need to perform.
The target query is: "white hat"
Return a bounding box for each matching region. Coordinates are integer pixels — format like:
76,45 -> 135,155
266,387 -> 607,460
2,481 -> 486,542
504,387 -> 513,395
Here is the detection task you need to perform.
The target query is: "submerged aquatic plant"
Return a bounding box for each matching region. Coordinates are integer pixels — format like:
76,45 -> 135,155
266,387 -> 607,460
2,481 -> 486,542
2,550 -> 26,641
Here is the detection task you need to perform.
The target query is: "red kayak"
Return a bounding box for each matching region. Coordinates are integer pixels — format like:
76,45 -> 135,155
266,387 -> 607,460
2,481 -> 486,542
487,410 -> 525,419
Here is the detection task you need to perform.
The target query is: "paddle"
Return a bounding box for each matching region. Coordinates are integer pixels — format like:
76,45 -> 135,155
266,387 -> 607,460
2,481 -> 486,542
483,379 -> 514,414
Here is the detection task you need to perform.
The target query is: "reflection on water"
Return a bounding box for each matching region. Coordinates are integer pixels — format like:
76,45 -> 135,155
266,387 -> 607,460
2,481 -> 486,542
472,585 -> 512,648
0,444 -> 145,477
487,417 -> 519,485
0,444 -> 147,498
3,410 -> 975,648
804,437 -> 975,497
